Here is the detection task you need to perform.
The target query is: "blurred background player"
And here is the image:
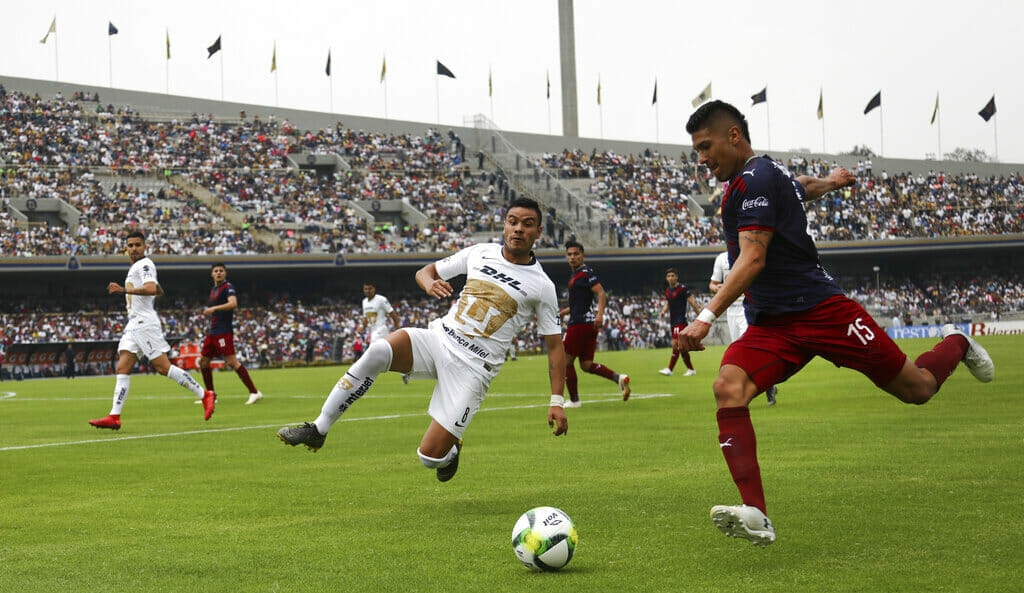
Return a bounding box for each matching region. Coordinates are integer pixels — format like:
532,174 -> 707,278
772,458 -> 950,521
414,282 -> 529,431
198,263 -> 263,405
679,101 -> 994,547
362,282 -> 400,344
659,268 -> 701,377
89,231 -> 214,430
711,252 -> 778,405
277,198 -> 568,482
559,240 -> 630,406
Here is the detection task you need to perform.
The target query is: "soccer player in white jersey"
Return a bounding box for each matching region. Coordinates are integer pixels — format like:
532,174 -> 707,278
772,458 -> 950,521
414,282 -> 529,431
710,251 -> 778,405
278,198 -> 568,482
88,231 -> 216,430
362,282 -> 399,344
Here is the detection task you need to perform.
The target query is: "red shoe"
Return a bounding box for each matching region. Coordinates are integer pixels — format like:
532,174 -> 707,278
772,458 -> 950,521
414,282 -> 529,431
202,391 -> 216,420
201,391 -> 216,419
89,414 -> 121,430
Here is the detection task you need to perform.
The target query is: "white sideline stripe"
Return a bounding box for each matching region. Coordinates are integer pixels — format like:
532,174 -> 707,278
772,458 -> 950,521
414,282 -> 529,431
0,393 -> 674,452
0,392 -> 633,402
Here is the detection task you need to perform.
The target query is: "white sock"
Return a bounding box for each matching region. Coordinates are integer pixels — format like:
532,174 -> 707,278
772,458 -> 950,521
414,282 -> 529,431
168,365 -> 205,398
314,340 -> 393,434
110,374 -> 130,415
417,444 -> 458,468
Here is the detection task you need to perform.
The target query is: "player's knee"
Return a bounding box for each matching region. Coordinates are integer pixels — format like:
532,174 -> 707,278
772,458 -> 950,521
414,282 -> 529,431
579,360 -> 593,372
362,339 -> 394,373
895,385 -> 933,405
712,374 -> 745,406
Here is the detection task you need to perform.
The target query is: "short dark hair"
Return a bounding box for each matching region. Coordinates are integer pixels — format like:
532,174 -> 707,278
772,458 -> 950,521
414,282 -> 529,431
507,197 -> 543,226
211,262 -> 226,271
126,230 -> 145,242
363,281 -> 375,287
565,240 -> 584,253
685,100 -> 751,144
665,267 -> 678,276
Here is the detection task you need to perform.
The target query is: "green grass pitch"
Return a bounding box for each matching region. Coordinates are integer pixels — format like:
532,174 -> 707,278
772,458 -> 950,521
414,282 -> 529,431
2,336 -> 1022,592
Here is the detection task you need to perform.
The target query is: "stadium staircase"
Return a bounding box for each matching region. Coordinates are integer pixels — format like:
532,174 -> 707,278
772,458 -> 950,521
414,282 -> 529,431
167,173 -> 281,250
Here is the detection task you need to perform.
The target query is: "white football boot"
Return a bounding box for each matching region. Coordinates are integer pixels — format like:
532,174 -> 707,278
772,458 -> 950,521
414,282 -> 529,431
710,504 -> 776,547
618,374 -> 631,401
683,369 -> 697,377
940,325 -> 994,383
245,391 -> 264,405
564,400 -> 582,408
658,368 -> 673,376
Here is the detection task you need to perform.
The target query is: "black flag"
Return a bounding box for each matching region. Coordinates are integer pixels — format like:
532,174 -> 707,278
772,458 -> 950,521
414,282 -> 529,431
207,36 -> 221,58
864,91 -> 881,114
652,80 -> 658,105
325,50 -> 331,76
108,22 -> 118,36
751,87 -> 767,105
436,60 -> 455,78
978,96 -> 996,122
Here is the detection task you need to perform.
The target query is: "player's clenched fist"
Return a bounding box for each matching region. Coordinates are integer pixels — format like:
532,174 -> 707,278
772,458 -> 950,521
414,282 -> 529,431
676,321 -> 710,352
548,406 -> 568,435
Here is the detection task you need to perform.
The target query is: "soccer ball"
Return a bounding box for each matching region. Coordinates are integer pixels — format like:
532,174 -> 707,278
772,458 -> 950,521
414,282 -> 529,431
511,506 -> 578,571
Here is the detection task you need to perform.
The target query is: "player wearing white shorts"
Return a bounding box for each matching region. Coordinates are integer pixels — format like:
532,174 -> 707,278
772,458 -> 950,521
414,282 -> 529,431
362,283 -> 399,344
278,198 -> 568,482
88,231 -> 215,430
710,251 -> 778,406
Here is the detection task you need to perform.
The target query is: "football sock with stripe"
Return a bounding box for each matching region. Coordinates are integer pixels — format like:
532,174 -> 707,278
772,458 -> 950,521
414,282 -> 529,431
716,406 -> 766,514
314,340 -> 393,434
587,363 -> 617,382
110,374 -> 130,415
168,365 -> 205,398
668,352 -> 679,370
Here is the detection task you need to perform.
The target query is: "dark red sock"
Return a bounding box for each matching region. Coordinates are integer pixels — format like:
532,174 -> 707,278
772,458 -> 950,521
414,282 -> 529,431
587,363 -> 617,382
566,364 -> 578,399
682,351 -> 693,370
668,352 -> 679,370
235,365 -> 258,394
201,367 -> 214,391
914,335 -> 968,389
716,406 -> 766,514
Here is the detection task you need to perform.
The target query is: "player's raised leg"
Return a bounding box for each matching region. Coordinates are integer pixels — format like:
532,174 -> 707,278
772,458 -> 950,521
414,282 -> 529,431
278,330 -> 412,451
150,354 -> 216,420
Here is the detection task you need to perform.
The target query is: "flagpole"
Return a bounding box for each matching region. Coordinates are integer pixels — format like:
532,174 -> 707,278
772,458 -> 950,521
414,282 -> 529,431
384,78 -> 389,119
165,29 -> 169,95
54,28 -> 60,82
879,102 -> 884,157
655,101 -> 660,146
766,101 -> 772,151
108,34 -> 113,88
821,117 -> 826,154
219,51 -> 225,101
599,103 -> 604,142
993,113 -> 999,162
936,93 -> 942,160
274,70 -> 279,108
435,73 -> 440,126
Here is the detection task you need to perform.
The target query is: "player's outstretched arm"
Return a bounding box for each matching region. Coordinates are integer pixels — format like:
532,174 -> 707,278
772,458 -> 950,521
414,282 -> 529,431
416,263 -> 453,299
544,334 -> 568,436
678,229 -> 772,351
797,167 -> 856,201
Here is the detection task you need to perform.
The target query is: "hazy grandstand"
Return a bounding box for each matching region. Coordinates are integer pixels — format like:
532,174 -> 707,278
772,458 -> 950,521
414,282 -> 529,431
1,74 -> 1022,371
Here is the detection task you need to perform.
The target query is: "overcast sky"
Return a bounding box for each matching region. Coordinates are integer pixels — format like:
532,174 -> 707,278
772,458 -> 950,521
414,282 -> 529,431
2,0 -> 1019,163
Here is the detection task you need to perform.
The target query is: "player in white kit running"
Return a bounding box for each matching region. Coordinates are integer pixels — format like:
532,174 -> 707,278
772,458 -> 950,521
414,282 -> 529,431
362,282 -> 399,344
710,251 -> 778,406
88,231 -> 216,430
278,198 -> 568,482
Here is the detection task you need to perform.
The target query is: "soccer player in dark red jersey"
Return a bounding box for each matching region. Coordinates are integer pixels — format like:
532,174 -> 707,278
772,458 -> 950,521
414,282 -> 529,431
658,268 -> 702,377
198,263 -> 263,405
678,101 -> 994,547
559,241 -> 630,406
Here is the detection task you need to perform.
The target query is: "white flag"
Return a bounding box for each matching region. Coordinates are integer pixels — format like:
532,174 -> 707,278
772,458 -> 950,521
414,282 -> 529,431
691,82 -> 711,108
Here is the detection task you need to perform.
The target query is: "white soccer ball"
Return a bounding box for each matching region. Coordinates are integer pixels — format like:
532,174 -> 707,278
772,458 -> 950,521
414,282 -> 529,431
511,506 -> 578,571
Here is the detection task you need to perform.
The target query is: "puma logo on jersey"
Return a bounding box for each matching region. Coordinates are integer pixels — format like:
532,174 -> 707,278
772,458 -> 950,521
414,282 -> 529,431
719,437 -> 735,448
478,265 -> 523,292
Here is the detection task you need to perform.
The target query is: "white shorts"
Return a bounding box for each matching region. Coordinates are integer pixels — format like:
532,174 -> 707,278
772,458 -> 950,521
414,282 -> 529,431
118,324 -> 171,361
404,325 -> 491,439
726,308 -> 748,342
369,327 -> 389,344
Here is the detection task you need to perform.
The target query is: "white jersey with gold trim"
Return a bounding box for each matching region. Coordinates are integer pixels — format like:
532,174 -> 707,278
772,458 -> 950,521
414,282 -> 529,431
362,294 -> 394,336
124,257 -> 161,327
434,243 -> 560,376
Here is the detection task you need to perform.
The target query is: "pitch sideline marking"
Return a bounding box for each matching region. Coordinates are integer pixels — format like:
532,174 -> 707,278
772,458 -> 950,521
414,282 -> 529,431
0,392 -> 15,400
0,393 -> 675,452
0,392 -> 636,402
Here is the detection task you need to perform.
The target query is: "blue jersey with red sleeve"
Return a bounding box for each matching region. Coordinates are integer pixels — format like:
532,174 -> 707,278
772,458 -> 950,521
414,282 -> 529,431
721,155 -> 843,324
665,284 -> 691,326
567,264 -> 600,327
207,282 -> 236,335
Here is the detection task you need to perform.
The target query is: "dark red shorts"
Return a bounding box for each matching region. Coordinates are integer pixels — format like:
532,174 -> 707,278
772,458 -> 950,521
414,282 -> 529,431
201,333 -> 236,358
720,295 -> 907,392
563,323 -> 598,362
671,323 -> 687,340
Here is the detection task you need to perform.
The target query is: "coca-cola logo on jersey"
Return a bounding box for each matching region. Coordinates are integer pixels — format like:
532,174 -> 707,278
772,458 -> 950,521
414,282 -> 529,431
741,197 -> 769,210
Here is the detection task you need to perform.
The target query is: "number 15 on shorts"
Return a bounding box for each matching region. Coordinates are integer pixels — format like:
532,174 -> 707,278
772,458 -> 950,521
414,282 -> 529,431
847,317 -> 876,345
